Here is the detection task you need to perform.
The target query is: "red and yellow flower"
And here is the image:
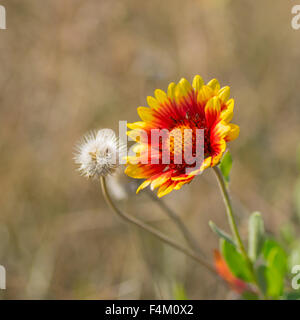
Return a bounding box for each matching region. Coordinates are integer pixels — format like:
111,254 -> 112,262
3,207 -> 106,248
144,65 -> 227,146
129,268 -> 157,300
125,75 -> 239,197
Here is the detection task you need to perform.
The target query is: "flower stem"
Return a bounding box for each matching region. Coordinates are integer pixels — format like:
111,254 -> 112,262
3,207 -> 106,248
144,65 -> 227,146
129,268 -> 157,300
212,167 -> 247,256
146,190 -> 203,256
100,176 -> 217,276
212,167 -> 257,281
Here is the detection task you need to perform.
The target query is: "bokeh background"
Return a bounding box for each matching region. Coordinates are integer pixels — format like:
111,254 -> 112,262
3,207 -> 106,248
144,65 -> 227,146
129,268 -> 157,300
0,0 -> 300,299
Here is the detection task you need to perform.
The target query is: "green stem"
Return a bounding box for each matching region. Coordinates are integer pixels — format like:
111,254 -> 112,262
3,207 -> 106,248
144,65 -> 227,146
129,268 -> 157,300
213,167 -> 247,256
212,167 -> 257,282
100,176 -> 217,276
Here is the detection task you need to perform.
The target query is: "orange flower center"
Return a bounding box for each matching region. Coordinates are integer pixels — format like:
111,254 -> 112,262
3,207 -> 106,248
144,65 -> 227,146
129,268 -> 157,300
167,125 -> 193,157
162,124 -> 206,171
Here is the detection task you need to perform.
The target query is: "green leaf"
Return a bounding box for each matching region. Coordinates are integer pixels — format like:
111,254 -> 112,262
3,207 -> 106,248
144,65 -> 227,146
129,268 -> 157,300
221,239 -> 253,282
209,221 -> 236,247
263,239 -> 281,258
219,150 -> 232,183
263,239 -> 287,275
264,264 -> 284,299
256,265 -> 267,295
269,248 -> 287,276
262,239 -> 287,298
248,212 -> 265,262
173,283 -> 187,300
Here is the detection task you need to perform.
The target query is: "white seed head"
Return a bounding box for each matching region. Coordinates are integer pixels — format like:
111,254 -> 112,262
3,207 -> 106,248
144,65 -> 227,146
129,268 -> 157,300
74,129 -> 125,179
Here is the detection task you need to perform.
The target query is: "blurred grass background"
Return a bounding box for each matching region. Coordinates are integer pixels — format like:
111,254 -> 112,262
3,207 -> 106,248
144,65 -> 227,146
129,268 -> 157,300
0,0 -> 299,299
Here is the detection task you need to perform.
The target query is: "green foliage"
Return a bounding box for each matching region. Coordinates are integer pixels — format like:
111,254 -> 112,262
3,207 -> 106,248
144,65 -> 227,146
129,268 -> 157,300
210,147 -> 300,300
255,265 -> 267,295
212,212 -> 297,300
258,239 -> 286,299
209,221 -> 236,247
263,239 -> 287,274
221,239 -> 253,282
264,266 -> 284,299
219,150 -> 232,183
248,212 -> 265,262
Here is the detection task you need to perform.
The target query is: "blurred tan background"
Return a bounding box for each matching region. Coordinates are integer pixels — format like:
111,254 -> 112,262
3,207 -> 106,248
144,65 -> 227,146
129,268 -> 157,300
0,0 -> 299,299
